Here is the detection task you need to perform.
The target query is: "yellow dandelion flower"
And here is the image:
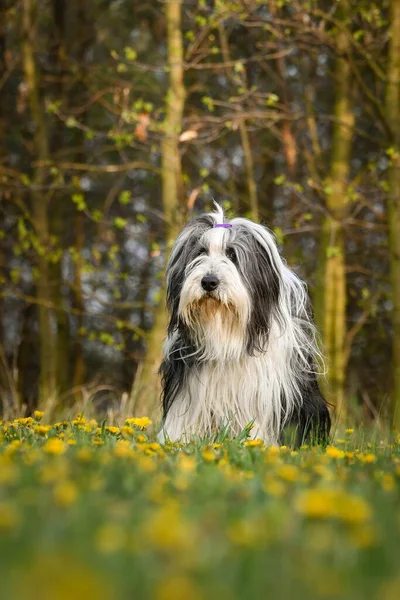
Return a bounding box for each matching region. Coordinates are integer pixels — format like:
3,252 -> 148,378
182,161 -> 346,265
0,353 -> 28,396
277,464 -> 300,482
244,439 -> 264,448
326,446 -> 345,459
54,421 -> 69,430
121,425 -> 134,438
178,454 -> 196,473
43,438 -> 65,455
114,441 -> 134,458
136,455 -> 157,472
67,438 -> 77,446
358,452 -> 377,464
125,416 -> 152,430
14,417 -> 34,427
53,481 -> 78,507
34,425 -> 51,436
34,411 -> 44,421
143,503 -> 195,551
296,488 -> 371,524
202,448 -> 217,462
345,428 -> 354,435
72,414 -> 86,425
105,426 -> 120,435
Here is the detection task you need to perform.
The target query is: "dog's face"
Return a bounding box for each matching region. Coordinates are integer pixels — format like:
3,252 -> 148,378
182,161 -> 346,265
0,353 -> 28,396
166,208 -> 286,360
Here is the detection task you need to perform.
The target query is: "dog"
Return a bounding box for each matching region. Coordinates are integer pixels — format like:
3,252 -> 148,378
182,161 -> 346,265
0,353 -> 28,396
158,205 -> 330,446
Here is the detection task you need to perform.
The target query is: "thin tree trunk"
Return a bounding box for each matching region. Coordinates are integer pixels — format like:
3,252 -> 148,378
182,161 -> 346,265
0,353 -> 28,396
386,0 -> 400,429
72,212 -> 85,392
21,0 -> 57,409
49,0 -> 71,399
314,0 -> 354,418
218,23 -> 258,220
134,0 -> 185,419
239,120 -> 259,221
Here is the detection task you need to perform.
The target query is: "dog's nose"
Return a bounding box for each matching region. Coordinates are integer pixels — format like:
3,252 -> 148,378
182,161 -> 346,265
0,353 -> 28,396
201,275 -> 219,292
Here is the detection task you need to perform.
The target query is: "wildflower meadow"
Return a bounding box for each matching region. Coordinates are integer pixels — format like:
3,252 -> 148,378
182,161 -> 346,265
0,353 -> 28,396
0,414 -> 399,600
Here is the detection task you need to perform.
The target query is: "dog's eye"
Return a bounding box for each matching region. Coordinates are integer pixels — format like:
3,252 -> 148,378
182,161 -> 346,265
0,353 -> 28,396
196,247 -> 207,257
226,248 -> 237,263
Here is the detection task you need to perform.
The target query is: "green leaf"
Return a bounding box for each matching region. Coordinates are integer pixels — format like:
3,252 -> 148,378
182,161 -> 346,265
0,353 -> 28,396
118,191 -> 131,205
114,217 -> 127,229
124,47 -> 137,61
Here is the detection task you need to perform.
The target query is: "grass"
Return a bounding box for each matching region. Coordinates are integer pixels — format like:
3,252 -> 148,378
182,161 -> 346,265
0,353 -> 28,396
0,414 -> 399,600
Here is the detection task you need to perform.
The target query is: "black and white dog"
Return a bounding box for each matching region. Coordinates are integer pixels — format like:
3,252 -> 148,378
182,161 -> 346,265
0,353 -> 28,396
159,205 -> 330,445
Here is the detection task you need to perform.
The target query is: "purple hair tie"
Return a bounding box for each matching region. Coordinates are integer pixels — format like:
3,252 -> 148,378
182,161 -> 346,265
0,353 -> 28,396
214,223 -> 232,228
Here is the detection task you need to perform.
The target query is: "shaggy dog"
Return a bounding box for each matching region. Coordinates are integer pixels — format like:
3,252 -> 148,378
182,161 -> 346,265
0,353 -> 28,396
158,205 -> 330,445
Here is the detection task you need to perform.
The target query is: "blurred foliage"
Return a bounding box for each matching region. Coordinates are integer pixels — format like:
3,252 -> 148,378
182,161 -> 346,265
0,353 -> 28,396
0,415 -> 399,598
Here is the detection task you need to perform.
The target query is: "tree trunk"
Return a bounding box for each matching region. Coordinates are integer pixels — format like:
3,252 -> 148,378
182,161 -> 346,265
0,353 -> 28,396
386,0 -> 400,429
21,0 -> 57,409
134,0 -> 185,420
72,212 -> 85,393
314,1 -> 354,419
239,120 -> 259,221
49,0 -> 71,399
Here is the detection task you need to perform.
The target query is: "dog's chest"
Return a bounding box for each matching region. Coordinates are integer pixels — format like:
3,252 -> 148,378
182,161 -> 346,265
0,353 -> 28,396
173,355 -> 282,442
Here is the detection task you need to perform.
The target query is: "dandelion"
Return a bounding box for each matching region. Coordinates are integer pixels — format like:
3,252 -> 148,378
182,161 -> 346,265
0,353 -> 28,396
34,425 -> 51,436
125,416 -> 152,430
143,503 -> 195,551
121,425 -> 134,438
296,488 -> 371,524
244,439 -> 264,448
277,464 -> 300,482
326,446 -> 345,459
114,441 -> 134,458
14,417 -> 34,427
177,454 -> 196,473
263,476 -> 286,497
345,428 -> 354,435
72,414 -> 86,425
34,411 -> 44,421
43,438 -> 65,455
202,447 -> 217,462
358,452 -> 377,464
105,426 -> 120,435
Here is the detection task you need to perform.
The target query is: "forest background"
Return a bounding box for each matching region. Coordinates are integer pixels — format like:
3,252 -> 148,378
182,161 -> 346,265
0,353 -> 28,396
1,0 -> 400,430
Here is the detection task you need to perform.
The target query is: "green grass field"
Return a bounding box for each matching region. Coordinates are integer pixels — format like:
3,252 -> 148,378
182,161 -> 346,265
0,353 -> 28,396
0,414 -> 399,600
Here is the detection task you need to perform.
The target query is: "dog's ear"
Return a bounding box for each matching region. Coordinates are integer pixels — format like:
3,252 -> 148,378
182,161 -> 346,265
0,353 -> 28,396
232,223 -> 281,354
165,215 -> 214,331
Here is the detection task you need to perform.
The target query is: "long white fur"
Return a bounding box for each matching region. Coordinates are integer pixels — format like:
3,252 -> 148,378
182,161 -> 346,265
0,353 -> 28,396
159,206 -> 323,444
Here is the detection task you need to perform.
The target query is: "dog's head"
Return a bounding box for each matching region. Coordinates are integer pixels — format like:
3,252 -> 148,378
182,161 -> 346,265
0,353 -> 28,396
166,205 -> 307,361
